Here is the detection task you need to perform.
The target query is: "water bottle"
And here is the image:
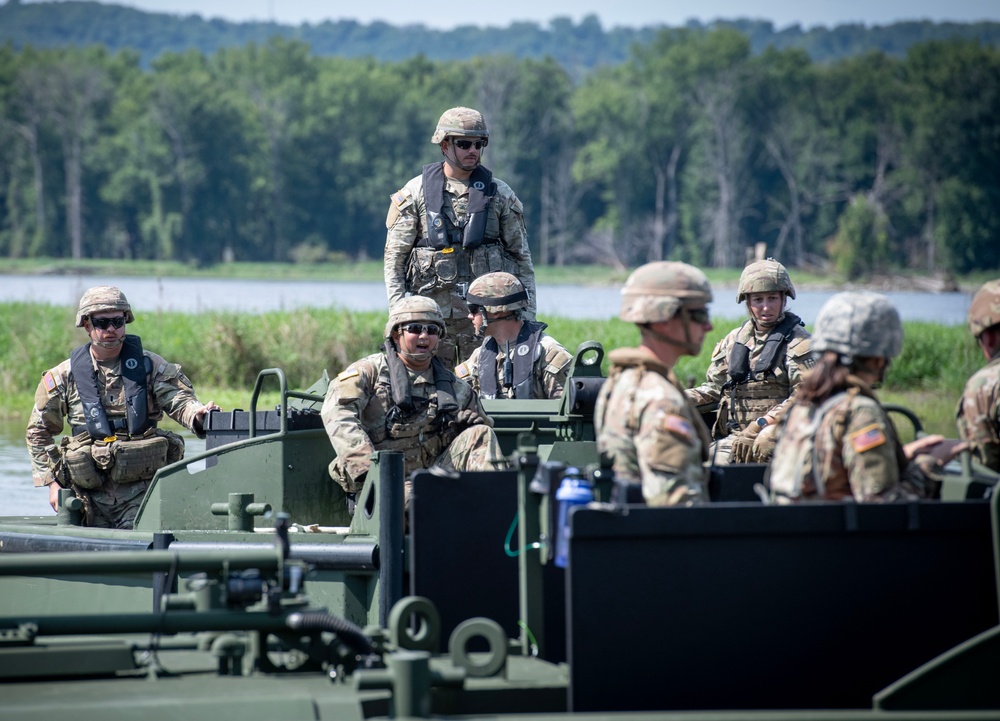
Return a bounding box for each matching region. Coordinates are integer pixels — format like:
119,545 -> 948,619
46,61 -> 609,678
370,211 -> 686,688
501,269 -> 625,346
554,467 -> 594,568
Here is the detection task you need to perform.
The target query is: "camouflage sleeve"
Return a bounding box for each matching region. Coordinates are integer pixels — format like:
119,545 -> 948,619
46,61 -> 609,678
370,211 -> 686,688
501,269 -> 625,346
25,364 -> 70,487
841,396 -> 903,501
146,352 -> 206,436
457,379 -> 494,428
685,334 -> 731,408
539,335 -> 573,400
384,180 -> 420,307
455,347 -> 481,394
496,183 -> 537,319
321,360 -> 379,486
635,381 -> 708,506
957,362 -> 1000,472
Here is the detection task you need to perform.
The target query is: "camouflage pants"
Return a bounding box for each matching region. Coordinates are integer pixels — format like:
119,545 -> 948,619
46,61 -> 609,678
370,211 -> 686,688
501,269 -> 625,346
441,314 -> 480,367
80,477 -> 152,529
403,424 -> 509,510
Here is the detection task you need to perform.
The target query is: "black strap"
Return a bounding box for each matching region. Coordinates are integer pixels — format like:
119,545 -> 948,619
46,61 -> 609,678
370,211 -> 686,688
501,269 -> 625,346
478,321 -> 546,399
419,162 -> 496,250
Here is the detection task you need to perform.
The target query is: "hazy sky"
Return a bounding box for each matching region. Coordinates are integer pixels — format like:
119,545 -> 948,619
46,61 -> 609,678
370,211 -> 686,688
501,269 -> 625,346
43,0 -> 1000,29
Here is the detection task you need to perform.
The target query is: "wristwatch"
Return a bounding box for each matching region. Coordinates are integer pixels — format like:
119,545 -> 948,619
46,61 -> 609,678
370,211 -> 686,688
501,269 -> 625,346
755,417 -> 769,429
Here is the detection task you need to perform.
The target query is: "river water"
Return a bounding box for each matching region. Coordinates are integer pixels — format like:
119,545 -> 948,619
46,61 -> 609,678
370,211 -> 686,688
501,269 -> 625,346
0,275 -> 975,516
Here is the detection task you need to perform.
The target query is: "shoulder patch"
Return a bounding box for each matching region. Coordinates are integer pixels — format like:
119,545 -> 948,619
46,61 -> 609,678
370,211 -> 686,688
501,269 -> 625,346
660,413 -> 694,440
849,423 -> 887,453
337,367 -> 360,382
455,362 -> 471,379
42,371 -> 57,392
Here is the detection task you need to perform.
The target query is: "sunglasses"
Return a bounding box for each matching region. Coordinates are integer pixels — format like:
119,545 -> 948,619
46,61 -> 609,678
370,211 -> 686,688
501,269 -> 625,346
452,139 -> 486,150
467,305 -> 483,316
89,316 -> 127,330
402,324 -> 442,336
687,308 -> 711,324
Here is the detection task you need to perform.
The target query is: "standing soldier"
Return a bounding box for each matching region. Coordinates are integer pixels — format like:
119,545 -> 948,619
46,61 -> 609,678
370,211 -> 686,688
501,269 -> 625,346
25,286 -> 219,528
455,272 -> 572,399
957,279 -> 1000,472
686,259 -> 812,464
383,106 -> 537,366
595,262 -> 715,506
768,292 -> 964,503
321,296 -> 507,510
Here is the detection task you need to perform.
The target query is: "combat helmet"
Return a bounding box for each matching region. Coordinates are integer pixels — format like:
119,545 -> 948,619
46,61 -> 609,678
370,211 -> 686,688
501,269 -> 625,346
737,259 -> 796,303
812,291 -> 902,360
431,107 -> 489,144
385,296 -> 446,339
466,272 -> 529,315
75,286 -> 134,327
619,261 -> 713,324
968,279 -> 1000,339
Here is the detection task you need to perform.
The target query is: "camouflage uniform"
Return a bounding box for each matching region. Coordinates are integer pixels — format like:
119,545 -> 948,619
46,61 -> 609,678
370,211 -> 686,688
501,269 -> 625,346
455,271 -> 571,399
595,262 -> 714,506
769,292 -> 932,502
26,287 -> 208,529
957,279 -> 1000,471
686,259 -> 812,463
383,108 -> 536,366
457,337 -> 571,399
321,297 -> 507,503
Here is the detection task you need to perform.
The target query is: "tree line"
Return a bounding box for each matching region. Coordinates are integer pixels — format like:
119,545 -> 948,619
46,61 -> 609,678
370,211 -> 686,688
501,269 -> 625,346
1,29 -> 999,275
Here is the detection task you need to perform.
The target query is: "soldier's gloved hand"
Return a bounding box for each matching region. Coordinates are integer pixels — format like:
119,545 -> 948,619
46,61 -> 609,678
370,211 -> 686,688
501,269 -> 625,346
729,422 -> 763,464
448,408 -> 484,432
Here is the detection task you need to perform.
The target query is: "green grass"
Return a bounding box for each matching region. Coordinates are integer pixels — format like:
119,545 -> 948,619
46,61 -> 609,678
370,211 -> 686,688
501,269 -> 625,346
1,302 -> 980,439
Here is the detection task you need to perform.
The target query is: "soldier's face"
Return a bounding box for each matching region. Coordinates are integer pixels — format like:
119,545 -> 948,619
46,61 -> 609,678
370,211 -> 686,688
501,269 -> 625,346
85,311 -> 127,349
661,307 -> 712,356
393,324 -> 440,369
442,137 -> 482,171
747,292 -> 785,326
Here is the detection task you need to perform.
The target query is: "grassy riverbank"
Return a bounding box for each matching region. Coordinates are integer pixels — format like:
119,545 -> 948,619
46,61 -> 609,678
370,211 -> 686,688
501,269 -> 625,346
1,302 -> 980,437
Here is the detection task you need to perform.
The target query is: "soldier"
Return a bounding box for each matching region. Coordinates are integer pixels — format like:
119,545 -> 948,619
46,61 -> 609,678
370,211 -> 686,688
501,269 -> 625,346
25,286 -> 219,528
686,259 -> 812,464
595,262 -> 715,506
957,279 -> 1000,472
768,292 -> 964,503
321,296 -> 508,509
383,106 -> 537,366
455,272 -> 572,399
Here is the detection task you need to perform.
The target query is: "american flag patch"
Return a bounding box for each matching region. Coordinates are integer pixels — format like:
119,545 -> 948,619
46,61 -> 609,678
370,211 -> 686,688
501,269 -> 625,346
849,423 -> 887,453
455,362 -> 471,379
42,371 -> 57,392
337,367 -> 360,381
391,191 -> 407,207
661,413 -> 693,440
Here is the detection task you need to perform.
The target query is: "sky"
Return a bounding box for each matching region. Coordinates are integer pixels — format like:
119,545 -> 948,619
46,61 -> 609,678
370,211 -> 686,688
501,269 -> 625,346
41,0 -> 1000,30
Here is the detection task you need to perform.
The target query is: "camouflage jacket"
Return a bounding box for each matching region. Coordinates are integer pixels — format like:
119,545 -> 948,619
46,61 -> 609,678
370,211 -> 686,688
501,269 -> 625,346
686,317 -> 812,437
383,166 -> 536,321
321,352 -> 493,493
957,354 -> 1000,472
26,346 -> 205,487
768,376 -> 928,502
455,332 -> 572,399
595,348 -> 712,506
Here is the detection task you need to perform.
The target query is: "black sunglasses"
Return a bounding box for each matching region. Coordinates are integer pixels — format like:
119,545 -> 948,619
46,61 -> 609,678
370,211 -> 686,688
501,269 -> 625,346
452,139 -> 486,150
468,305 -> 484,316
686,308 -> 711,324
90,316 -> 127,330
402,324 -> 442,336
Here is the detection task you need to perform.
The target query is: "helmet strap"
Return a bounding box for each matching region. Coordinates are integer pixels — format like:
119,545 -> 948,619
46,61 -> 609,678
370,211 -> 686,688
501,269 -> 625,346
640,308 -> 700,355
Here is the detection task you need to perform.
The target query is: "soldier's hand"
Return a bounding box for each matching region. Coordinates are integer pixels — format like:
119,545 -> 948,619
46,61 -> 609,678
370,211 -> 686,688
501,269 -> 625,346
729,423 -> 763,464
448,408 -> 484,431
904,435 -> 968,465
48,483 -> 60,512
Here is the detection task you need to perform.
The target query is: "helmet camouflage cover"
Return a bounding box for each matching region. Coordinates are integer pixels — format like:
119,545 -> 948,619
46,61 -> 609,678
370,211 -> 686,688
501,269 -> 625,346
968,279 -> 1000,339
75,286 -> 134,327
619,261 -> 713,324
737,259 -> 796,303
466,272 -> 528,314
431,107 -> 489,144
812,291 -> 903,360
385,296 -> 446,338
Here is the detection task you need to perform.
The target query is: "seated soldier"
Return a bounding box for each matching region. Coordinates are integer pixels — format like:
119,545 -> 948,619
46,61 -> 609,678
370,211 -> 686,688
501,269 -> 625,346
321,296 -> 508,508
455,272 -> 572,399
958,279 -> 1000,472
